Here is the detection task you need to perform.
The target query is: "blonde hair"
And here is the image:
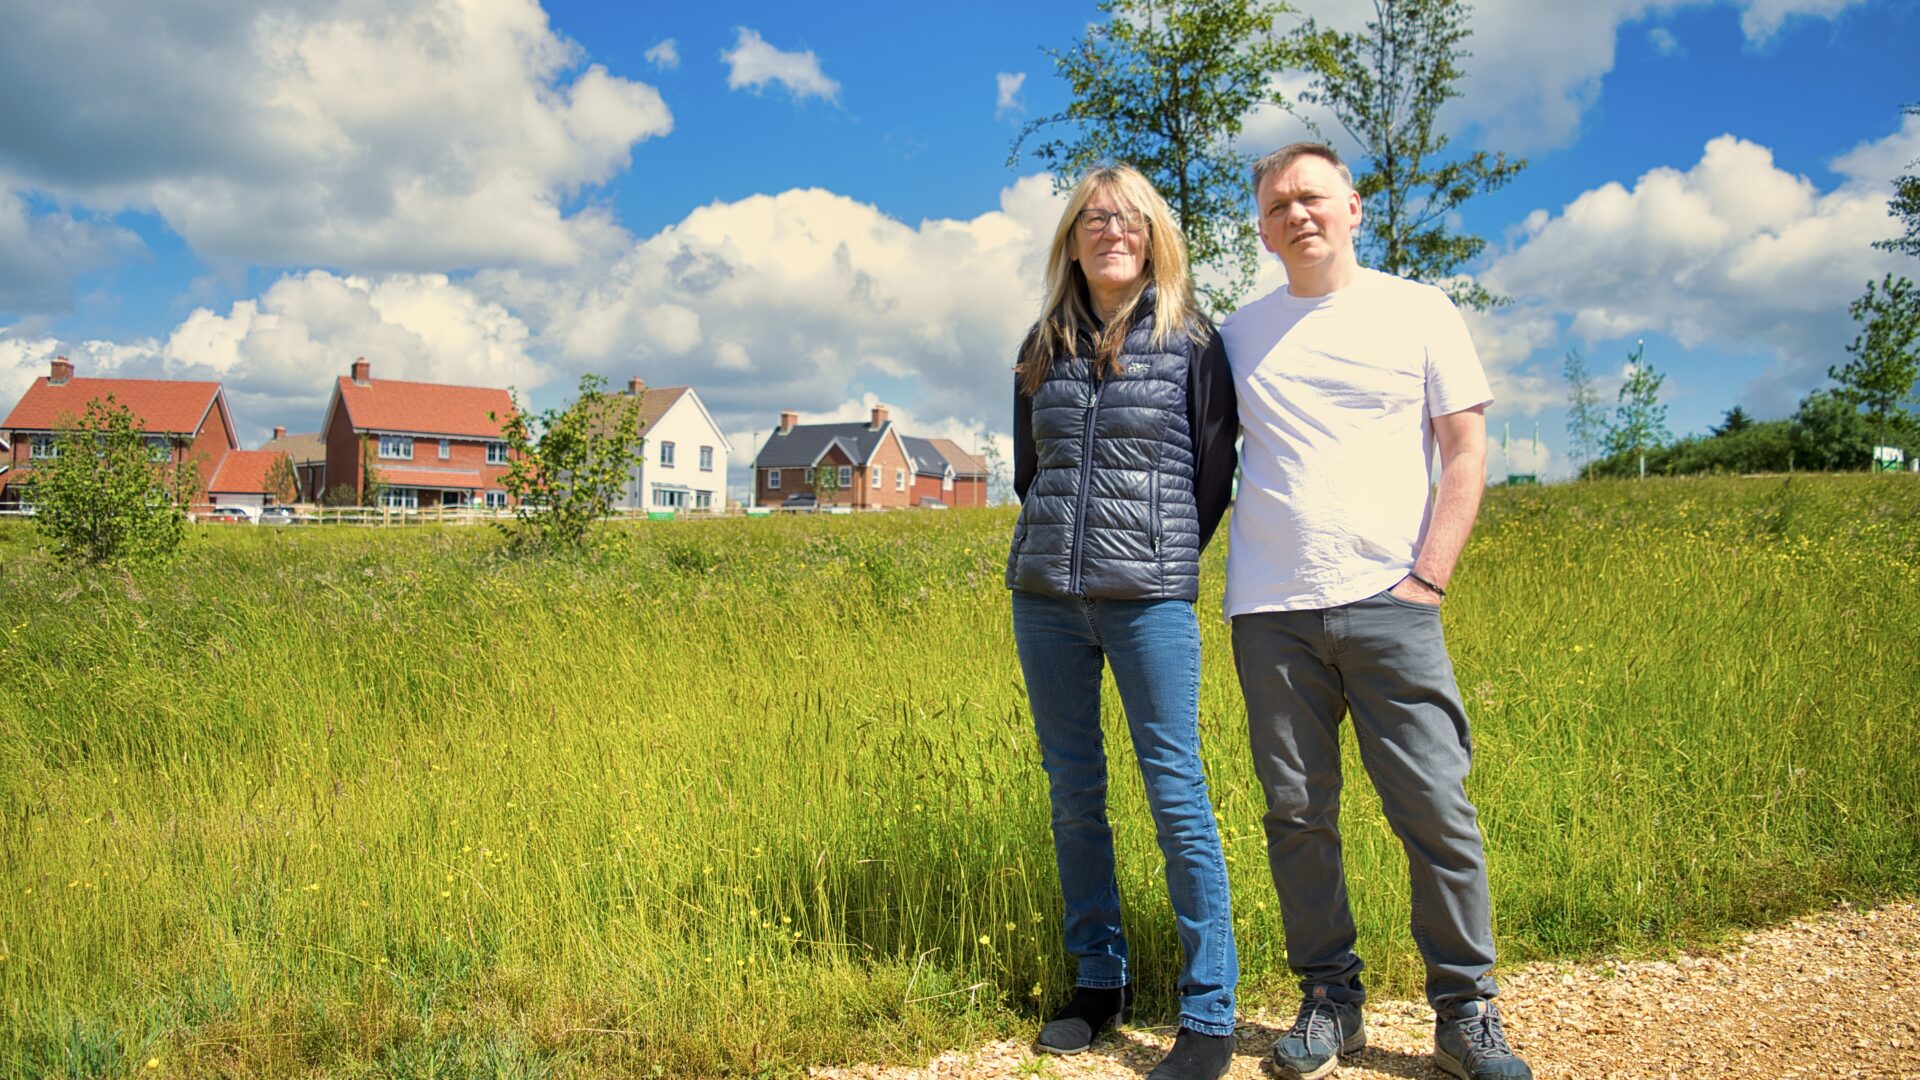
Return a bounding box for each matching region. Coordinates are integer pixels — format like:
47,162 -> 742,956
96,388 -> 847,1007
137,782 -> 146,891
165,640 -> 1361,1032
1019,165 -> 1204,396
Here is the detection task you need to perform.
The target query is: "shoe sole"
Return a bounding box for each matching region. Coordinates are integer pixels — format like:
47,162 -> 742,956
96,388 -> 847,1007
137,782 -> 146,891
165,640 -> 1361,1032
1432,1047 -> 1468,1080
1269,1033 -> 1366,1080
1035,1008 -> 1132,1055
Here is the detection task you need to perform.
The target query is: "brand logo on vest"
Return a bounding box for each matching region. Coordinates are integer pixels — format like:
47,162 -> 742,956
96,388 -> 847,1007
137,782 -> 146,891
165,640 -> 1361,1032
1124,361 -> 1150,376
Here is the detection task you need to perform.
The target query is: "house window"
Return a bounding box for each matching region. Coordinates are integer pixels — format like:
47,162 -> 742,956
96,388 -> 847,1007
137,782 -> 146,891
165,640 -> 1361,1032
870,466 -> 881,489
30,435 -> 59,459
653,488 -> 687,509
439,438 -> 451,460
379,435 -> 413,460
767,469 -> 781,490
695,490 -> 713,510
896,468 -> 905,491
943,468 -> 955,492
699,446 -> 713,471
380,487 -> 418,509
484,490 -> 507,509
660,441 -> 676,467
838,466 -> 851,488
486,442 -> 508,465
442,491 -> 469,508
146,436 -> 171,462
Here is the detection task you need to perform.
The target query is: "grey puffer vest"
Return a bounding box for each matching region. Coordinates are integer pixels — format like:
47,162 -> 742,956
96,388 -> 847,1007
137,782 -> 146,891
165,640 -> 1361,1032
1006,313 -> 1205,601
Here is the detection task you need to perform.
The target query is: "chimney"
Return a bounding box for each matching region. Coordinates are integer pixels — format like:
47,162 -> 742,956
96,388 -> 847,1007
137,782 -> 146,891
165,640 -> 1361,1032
870,404 -> 889,431
628,376 -> 645,396
779,409 -> 797,435
351,357 -> 371,386
49,356 -> 73,386
272,426 -> 286,440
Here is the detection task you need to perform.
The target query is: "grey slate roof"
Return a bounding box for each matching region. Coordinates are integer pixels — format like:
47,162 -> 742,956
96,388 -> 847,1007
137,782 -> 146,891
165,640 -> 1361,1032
900,436 -> 951,478
753,421 -> 892,468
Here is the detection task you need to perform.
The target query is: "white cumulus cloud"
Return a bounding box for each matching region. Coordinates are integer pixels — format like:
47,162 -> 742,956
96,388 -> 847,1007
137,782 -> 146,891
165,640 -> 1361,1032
0,184 -> 140,312
477,174 -> 1067,443
1479,123 -> 1916,416
721,28 -> 840,103
0,0 -> 671,273
645,38 -> 681,70
1259,0 -> 1872,153
996,72 -> 1027,119
1,272 -> 547,447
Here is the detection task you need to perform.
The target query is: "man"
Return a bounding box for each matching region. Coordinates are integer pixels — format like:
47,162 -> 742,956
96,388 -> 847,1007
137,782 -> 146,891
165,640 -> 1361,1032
1219,141 -> 1531,1080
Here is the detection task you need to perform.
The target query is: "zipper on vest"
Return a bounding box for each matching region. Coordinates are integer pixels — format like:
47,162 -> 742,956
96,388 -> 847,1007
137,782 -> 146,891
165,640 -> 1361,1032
1068,364 -> 1102,596
1149,468 -> 1161,555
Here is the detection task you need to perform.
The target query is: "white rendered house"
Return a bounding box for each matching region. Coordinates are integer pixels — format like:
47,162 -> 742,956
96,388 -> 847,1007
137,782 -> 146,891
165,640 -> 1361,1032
621,379 -> 732,512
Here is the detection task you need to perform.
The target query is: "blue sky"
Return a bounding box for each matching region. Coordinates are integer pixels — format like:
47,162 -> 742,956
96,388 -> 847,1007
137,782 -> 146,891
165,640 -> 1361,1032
2,0 -> 1915,492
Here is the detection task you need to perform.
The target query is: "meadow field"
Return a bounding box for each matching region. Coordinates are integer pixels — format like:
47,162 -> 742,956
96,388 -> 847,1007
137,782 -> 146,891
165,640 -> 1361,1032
2,475 -> 1917,1078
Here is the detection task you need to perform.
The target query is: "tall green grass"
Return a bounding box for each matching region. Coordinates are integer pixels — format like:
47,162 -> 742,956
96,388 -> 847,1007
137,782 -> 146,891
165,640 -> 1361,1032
2,475 -> 1917,1077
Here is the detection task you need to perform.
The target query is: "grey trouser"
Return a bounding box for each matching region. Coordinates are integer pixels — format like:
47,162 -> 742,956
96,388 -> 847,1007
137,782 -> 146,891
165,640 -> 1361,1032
1231,589 -> 1499,1018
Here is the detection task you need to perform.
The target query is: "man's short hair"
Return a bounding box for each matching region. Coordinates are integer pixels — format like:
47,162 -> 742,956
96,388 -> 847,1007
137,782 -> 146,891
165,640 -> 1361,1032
1251,142 -> 1354,195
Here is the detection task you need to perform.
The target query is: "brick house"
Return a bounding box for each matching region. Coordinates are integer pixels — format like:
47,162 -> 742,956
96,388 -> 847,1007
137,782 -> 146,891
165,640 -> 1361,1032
260,426 -> 327,502
900,436 -> 990,508
751,405 -> 915,510
319,358 -> 517,509
0,356 -> 238,508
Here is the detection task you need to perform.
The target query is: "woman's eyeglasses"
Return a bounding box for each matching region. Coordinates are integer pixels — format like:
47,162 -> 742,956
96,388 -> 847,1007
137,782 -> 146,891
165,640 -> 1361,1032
1076,208 -> 1148,234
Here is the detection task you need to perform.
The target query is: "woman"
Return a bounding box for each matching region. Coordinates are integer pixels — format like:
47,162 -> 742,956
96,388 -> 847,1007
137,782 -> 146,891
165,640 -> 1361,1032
1008,165 -> 1240,1080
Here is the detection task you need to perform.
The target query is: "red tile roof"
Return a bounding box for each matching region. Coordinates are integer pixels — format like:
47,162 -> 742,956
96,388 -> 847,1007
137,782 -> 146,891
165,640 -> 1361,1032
210,450 -> 291,495
636,386 -> 690,430
3,377 -> 223,435
335,376 -> 516,440
929,438 -> 988,477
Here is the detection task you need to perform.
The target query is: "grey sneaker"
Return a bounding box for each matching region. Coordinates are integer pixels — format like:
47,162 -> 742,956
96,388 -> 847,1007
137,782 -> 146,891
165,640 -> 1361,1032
1433,1000 -> 1532,1080
1268,994 -> 1364,1080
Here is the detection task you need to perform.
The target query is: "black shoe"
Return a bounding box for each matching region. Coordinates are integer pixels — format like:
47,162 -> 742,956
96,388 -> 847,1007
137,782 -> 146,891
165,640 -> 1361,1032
1035,984 -> 1134,1054
1147,1027 -> 1236,1080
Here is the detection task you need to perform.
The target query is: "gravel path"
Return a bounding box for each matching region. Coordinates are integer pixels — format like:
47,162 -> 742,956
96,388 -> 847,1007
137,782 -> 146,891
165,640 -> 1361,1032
814,901 -> 1920,1080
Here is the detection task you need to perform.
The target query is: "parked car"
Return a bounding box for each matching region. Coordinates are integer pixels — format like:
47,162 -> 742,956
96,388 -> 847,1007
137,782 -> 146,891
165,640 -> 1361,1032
779,493 -> 819,513
258,506 -> 298,525
202,506 -> 253,524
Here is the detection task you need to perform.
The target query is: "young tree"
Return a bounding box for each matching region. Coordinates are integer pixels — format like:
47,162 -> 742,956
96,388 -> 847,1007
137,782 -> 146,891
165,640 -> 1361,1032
1294,0 -> 1524,311
1562,349 -> 1606,475
1792,389 -> 1873,471
810,463 -> 843,505
978,429 -> 1015,506
264,454 -> 299,505
1606,340 -> 1670,462
31,396 -> 197,566
1831,274 -> 1920,455
490,374 -> 646,552
1874,103 -> 1919,259
1012,0 -> 1305,311
358,437 -> 385,507
1710,405 -> 1754,437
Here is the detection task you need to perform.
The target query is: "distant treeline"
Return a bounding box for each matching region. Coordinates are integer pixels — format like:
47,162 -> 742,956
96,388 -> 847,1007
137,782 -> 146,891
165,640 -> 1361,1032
1583,390 -> 1914,479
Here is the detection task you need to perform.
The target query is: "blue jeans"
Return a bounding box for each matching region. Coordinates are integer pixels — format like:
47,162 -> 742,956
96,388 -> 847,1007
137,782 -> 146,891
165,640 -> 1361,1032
1011,591 -> 1238,1037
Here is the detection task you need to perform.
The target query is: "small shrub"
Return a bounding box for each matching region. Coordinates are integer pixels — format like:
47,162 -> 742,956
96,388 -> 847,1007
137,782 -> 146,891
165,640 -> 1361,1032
491,373 -> 645,553
30,395 -> 197,566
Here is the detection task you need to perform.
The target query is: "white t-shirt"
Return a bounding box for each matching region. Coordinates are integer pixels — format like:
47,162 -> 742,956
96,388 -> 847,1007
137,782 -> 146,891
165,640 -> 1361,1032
1222,268 -> 1492,617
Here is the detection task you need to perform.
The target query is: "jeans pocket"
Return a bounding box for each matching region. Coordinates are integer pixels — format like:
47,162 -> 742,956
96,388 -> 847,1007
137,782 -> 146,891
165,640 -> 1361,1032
1377,585 -> 1441,613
